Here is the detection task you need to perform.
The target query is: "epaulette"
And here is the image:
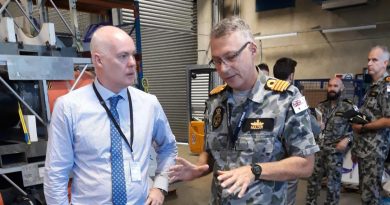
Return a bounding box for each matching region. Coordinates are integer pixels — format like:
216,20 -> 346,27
209,84 -> 227,96
385,76 -> 390,82
265,78 -> 290,92
342,99 -> 353,104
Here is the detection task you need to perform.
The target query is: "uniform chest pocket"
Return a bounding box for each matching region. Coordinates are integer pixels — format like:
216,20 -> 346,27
235,134 -> 275,163
207,133 -> 228,151
366,97 -> 377,108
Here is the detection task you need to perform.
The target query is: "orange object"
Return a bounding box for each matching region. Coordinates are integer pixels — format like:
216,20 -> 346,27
188,121 -> 205,154
48,71 -> 94,113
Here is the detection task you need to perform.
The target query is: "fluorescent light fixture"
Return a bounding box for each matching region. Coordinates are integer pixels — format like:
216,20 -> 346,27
322,25 -> 376,33
254,32 -> 298,40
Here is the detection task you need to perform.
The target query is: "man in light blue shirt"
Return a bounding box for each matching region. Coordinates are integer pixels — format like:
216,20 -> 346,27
44,26 -> 177,205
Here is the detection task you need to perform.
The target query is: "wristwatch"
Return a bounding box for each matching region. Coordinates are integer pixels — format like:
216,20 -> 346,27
251,163 -> 262,180
157,188 -> 168,196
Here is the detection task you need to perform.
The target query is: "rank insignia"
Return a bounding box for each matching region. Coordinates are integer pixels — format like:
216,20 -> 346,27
265,79 -> 290,92
212,106 -> 224,129
243,118 -> 274,132
250,120 -> 264,130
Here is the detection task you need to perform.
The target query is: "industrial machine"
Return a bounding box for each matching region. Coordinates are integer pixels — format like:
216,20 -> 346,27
186,65 -> 216,154
0,0 -> 143,204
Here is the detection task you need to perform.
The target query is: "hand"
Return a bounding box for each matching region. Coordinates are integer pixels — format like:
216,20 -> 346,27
145,188 -> 164,205
216,165 -> 254,198
352,124 -> 363,134
335,138 -> 350,152
168,157 -> 209,183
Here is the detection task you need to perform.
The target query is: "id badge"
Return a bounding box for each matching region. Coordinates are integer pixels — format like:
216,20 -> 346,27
130,161 -> 142,182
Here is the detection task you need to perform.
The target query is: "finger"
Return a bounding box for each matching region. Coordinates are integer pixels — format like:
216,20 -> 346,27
217,171 -> 232,181
176,157 -> 192,166
198,164 -> 209,172
220,174 -> 236,188
169,164 -> 183,172
238,182 -> 249,198
227,180 -> 240,194
145,197 -> 152,205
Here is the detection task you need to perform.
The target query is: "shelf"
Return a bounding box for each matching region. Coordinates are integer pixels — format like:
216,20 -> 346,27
47,0 -> 135,13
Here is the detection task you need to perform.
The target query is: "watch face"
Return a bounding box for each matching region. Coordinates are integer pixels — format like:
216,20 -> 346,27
253,165 -> 261,174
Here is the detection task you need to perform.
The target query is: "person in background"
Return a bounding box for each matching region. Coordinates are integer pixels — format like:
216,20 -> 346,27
257,63 -> 269,76
352,45 -> 390,205
273,57 -> 321,205
44,26 -> 177,205
306,77 -> 355,205
169,16 -> 319,204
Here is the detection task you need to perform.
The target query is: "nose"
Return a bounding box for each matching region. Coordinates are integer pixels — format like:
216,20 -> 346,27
128,55 -> 136,67
217,61 -> 230,75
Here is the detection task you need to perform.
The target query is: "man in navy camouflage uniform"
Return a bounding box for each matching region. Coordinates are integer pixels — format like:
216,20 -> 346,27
352,45 -> 390,205
169,16 -> 319,204
306,78 -> 355,205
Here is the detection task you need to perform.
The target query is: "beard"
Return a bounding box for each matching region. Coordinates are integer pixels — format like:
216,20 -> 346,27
327,91 -> 341,101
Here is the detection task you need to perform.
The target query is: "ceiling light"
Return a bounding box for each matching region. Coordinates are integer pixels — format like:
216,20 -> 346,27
254,32 -> 298,40
322,25 -> 376,33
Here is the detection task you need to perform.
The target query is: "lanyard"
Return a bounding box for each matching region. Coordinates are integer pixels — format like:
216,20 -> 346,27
227,101 -> 250,147
92,83 -> 134,152
323,102 -> 339,133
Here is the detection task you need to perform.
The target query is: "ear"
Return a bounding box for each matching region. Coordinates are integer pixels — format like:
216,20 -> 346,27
250,43 -> 257,55
93,53 -> 103,66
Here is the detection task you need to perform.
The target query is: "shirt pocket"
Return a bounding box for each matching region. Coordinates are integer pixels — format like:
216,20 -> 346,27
235,133 -> 275,163
206,133 -> 228,151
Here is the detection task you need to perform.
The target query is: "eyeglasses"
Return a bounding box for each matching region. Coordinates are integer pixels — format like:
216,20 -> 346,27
209,41 -> 251,67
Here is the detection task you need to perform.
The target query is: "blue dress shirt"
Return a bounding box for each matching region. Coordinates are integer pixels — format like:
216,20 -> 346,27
44,80 -> 177,205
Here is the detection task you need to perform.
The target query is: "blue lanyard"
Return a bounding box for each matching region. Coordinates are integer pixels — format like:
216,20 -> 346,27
227,101 -> 250,147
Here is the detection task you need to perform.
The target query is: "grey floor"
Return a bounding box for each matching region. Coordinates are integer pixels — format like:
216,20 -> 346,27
165,144 -> 361,205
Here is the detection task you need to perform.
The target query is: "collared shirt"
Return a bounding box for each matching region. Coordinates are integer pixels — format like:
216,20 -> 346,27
352,72 -> 390,158
316,98 -> 354,151
205,73 -> 319,204
44,79 -> 177,205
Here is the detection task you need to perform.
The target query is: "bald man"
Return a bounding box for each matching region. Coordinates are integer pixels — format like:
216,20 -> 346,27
306,77 -> 355,205
352,45 -> 390,205
44,26 -> 177,205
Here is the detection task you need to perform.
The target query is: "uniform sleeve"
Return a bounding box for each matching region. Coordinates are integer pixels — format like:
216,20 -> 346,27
381,82 -> 390,118
283,95 -> 320,157
151,97 -> 178,191
44,97 -> 74,205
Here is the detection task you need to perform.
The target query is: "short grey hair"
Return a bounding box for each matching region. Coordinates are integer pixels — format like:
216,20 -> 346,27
210,16 -> 254,41
371,45 -> 390,61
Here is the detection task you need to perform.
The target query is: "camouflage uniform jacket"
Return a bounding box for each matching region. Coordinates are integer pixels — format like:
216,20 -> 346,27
205,73 -> 319,205
352,72 -> 390,158
317,98 -> 354,152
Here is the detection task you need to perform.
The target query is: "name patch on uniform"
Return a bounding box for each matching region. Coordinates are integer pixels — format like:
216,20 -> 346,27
212,106 -> 224,129
370,91 -> 378,97
242,118 -> 274,132
335,112 -> 344,117
292,96 -> 308,114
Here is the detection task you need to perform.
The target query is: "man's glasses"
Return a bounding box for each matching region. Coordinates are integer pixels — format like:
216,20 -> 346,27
209,41 -> 251,67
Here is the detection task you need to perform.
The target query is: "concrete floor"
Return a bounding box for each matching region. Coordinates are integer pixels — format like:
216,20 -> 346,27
165,144 -> 361,205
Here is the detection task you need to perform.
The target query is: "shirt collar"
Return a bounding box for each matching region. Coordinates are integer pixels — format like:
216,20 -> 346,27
249,72 -> 267,104
94,79 -> 128,102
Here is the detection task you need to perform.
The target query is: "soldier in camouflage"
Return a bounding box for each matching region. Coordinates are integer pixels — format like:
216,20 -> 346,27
352,45 -> 390,205
169,16 -> 319,204
306,78 -> 355,205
